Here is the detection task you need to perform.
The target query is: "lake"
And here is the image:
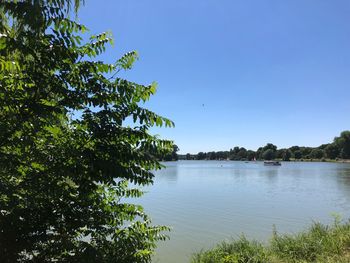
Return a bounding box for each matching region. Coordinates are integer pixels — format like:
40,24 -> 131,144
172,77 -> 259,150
137,160 -> 350,263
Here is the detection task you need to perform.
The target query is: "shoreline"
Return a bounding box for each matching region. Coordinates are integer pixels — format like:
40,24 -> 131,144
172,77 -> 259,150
176,159 -> 350,163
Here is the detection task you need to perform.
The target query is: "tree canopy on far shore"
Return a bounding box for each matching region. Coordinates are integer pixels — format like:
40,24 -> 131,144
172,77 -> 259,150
183,130 -> 350,161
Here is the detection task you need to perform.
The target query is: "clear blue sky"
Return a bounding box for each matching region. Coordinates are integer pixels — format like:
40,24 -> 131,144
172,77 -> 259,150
79,0 -> 350,154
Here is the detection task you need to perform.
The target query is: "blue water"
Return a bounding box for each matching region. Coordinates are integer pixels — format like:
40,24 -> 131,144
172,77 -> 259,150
137,160 -> 350,263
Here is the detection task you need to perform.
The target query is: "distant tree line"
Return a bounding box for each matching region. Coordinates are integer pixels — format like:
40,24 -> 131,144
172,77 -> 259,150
181,131 -> 350,161
154,144 -> 180,161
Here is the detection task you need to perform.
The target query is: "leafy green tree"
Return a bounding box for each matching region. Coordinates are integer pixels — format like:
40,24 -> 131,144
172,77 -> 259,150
300,147 -> 312,158
237,148 -> 247,160
318,143 -> 329,150
325,144 -> 340,159
164,144 -> 179,161
216,151 -> 229,160
264,143 -> 277,151
289,146 -> 300,153
246,150 -> 256,161
310,149 -> 324,159
207,151 -> 217,160
293,150 -> 302,159
334,131 -> 350,159
282,150 -> 292,161
0,1 -> 173,262
228,146 -> 239,160
258,143 -> 277,160
231,146 -> 240,154
262,149 -> 275,160
186,153 -> 192,160
197,152 -> 206,160
275,149 -> 285,159
256,147 -> 264,160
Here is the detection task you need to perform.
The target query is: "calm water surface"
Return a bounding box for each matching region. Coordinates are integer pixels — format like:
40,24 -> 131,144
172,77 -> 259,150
137,161 -> 350,263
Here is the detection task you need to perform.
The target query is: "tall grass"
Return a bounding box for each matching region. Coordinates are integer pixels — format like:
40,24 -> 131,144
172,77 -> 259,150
191,220 -> 350,263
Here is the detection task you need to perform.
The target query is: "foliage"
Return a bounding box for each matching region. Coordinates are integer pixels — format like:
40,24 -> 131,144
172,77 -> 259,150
0,1 -> 174,262
162,144 -> 179,161
325,144 -> 340,159
282,150 -> 292,161
262,149 -> 275,160
309,149 -> 324,159
191,220 -> 350,263
270,220 -> 350,262
182,131 -> 350,161
192,236 -> 268,263
197,152 -> 207,160
293,150 -> 302,159
334,131 -> 350,159
246,150 -> 256,161
256,144 -> 277,160
186,153 -> 193,160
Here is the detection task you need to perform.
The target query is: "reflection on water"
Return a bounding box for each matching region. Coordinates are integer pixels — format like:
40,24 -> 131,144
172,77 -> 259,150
259,167 -> 278,184
335,168 -> 350,205
156,162 -> 178,184
139,161 -> 350,263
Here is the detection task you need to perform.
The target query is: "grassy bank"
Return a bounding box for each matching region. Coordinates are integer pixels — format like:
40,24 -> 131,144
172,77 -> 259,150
191,220 -> 350,263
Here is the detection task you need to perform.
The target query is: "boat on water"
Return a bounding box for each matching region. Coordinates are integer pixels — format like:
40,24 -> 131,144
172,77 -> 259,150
264,161 -> 281,166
